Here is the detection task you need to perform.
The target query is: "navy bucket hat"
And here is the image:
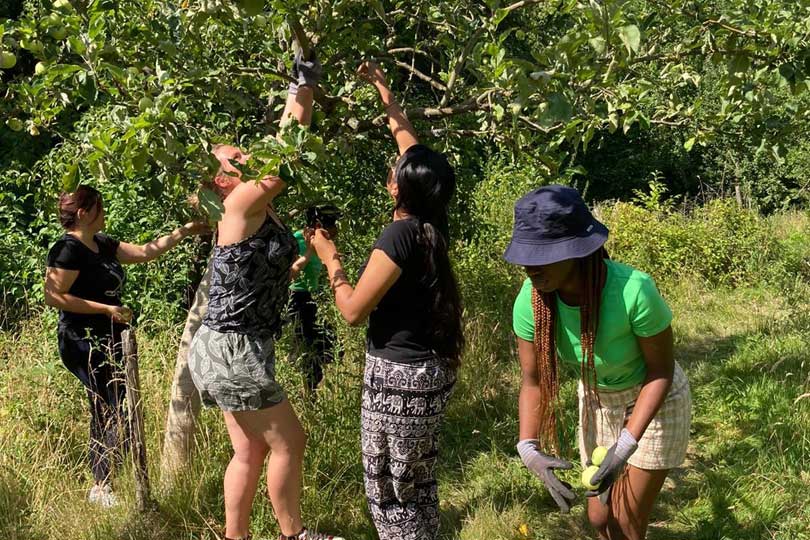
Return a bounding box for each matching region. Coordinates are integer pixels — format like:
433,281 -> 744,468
503,184 -> 608,266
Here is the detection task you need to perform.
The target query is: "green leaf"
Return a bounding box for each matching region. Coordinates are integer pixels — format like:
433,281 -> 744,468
198,188 -> 224,223
589,36 -> 606,55
683,137 -> 696,152
279,163 -> 295,185
493,8 -> 509,27
728,54 -> 750,76
778,63 -> 796,85
540,93 -> 573,126
619,25 -> 641,54
61,164 -> 79,191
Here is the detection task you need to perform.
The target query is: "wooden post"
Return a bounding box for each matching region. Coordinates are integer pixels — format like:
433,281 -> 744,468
122,328 -> 152,512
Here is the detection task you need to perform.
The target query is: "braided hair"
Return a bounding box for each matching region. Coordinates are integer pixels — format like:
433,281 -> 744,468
531,247 -> 609,452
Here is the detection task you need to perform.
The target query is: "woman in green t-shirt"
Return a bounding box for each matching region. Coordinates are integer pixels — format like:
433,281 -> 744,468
504,185 -> 691,539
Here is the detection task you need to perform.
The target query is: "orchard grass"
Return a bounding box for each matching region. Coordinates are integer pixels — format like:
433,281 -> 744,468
1,240 -> 809,539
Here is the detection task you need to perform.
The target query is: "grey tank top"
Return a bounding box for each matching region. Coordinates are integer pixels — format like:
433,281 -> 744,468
203,214 -> 297,338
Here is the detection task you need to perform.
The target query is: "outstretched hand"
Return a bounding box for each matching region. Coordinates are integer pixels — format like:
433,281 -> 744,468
356,61 -> 387,87
517,440 -> 577,513
108,305 -> 133,324
584,429 -> 639,505
180,221 -> 212,237
295,48 -> 322,88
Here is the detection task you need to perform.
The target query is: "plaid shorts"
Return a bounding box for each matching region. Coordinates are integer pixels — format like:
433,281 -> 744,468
188,325 -> 286,412
577,362 -> 691,470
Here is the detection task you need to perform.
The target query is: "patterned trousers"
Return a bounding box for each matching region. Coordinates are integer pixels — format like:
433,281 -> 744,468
361,353 -> 456,540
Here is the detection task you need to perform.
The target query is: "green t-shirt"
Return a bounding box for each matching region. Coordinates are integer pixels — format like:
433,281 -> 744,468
290,230 -> 323,293
512,260 -> 672,391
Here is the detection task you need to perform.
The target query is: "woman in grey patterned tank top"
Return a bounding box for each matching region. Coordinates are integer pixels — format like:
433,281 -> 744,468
187,49 -> 343,540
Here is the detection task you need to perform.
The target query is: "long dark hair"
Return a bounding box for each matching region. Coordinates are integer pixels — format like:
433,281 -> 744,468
531,247 -> 609,452
58,185 -> 102,230
393,144 -> 464,367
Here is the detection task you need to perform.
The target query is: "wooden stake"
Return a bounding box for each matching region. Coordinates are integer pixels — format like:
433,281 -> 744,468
122,328 -> 153,512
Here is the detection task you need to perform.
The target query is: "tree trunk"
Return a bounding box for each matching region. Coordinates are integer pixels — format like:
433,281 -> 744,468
122,328 -> 153,511
159,253 -> 212,486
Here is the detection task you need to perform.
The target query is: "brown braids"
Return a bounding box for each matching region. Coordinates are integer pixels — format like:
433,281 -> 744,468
531,247 -> 610,452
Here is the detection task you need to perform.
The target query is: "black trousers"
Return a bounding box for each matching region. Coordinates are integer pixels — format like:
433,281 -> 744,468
288,290 -> 339,392
57,325 -> 130,484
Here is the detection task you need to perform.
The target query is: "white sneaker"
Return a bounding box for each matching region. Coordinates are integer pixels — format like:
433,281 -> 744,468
88,483 -> 118,508
279,529 -> 345,540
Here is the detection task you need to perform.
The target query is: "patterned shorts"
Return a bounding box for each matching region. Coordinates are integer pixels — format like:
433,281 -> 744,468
188,325 -> 286,412
577,361 -> 691,470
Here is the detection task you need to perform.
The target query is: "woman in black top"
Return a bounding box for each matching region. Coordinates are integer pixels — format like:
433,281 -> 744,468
311,62 -> 464,540
44,185 -> 206,507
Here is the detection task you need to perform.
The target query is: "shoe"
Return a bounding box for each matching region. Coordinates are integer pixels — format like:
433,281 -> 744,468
88,483 -> 118,508
279,528 -> 345,540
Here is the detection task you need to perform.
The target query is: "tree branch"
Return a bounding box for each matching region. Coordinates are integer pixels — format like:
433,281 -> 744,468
288,18 -> 311,57
440,28 -> 484,107
702,19 -> 764,39
351,99 -> 491,132
388,47 -> 440,65
502,0 -> 543,14
377,56 -> 447,91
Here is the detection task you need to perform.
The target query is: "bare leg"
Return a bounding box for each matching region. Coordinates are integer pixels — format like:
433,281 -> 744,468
223,412 -> 269,538
587,466 -> 669,540
224,400 -> 307,537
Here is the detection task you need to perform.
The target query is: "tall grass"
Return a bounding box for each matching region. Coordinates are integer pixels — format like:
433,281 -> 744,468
1,202 -> 808,540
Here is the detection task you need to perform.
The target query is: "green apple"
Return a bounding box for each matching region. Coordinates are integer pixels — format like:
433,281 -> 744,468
239,0 -> 264,16
49,26 -> 68,40
35,62 -> 47,75
591,446 -> 608,467
0,52 -> 17,69
22,39 -> 45,55
254,14 -> 267,26
138,97 -> 154,112
6,118 -> 24,132
53,0 -> 73,11
46,13 -> 63,26
581,465 -> 601,490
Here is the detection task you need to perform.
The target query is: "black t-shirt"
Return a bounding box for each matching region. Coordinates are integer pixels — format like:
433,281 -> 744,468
46,233 -> 125,334
361,218 -> 435,362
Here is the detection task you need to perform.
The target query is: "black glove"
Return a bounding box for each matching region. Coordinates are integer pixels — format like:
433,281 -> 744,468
585,428 -> 638,505
294,48 -> 321,88
517,439 -> 577,513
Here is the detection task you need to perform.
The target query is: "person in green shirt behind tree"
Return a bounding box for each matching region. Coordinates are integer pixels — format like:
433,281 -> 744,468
505,185 -> 692,540
288,204 -> 342,393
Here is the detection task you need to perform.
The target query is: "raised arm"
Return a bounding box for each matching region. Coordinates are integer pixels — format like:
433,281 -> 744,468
116,221 -> 209,264
281,48 -> 320,129
225,49 -> 322,216
357,61 -> 419,156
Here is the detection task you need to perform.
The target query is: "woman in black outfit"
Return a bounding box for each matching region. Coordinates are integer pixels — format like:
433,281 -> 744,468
44,185 -> 206,507
311,61 -> 464,540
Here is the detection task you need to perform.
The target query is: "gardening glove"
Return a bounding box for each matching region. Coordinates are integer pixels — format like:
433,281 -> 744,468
294,48 -> 321,88
585,428 -> 639,505
288,60 -> 300,95
517,439 -> 576,514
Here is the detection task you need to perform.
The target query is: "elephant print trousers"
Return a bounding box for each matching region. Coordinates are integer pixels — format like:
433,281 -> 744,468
361,353 -> 456,540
